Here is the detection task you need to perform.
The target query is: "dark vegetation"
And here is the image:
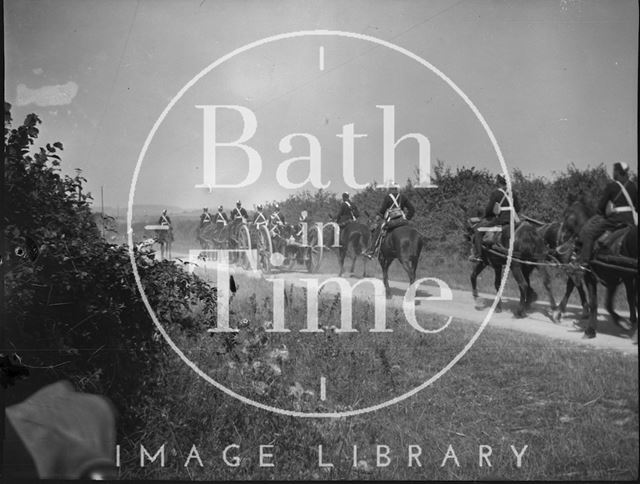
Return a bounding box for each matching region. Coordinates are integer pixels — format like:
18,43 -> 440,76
3,102 -> 216,432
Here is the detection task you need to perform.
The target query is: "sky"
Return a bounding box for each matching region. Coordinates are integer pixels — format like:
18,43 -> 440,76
4,0 -> 638,212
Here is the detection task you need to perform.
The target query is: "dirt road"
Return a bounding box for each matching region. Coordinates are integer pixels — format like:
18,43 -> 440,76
172,251 -> 638,355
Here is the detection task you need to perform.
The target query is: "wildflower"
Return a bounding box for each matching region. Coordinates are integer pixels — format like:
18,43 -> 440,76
252,381 -> 269,396
288,382 -> 305,399
268,346 -> 289,362
268,363 -> 281,376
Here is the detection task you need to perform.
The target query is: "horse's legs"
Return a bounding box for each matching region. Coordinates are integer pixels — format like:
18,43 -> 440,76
493,263 -> 504,313
523,267 -> 537,308
538,266 -> 556,312
338,246 -> 346,277
584,273 -> 598,338
622,278 -> 637,336
400,257 -> 415,285
555,276 -> 575,321
350,250 -> 357,275
362,255 -> 368,278
575,278 -> 589,319
605,283 -> 624,328
470,260 -> 487,299
510,263 -> 528,318
380,255 -> 393,298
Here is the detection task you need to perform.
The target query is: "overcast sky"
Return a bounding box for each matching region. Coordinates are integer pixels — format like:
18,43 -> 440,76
4,0 -> 638,211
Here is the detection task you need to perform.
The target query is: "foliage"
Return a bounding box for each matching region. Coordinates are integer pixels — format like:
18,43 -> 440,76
3,102 -> 216,427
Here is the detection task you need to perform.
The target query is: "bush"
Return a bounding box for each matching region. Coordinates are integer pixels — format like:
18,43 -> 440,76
3,102 -> 216,430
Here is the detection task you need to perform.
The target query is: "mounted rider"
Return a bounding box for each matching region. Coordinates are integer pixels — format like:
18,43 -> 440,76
215,205 -> 229,226
575,162 -> 638,270
158,209 -> 174,242
253,204 -> 268,229
469,174 -> 521,262
199,207 -> 212,228
269,204 -> 286,236
335,192 -> 359,227
364,185 -> 415,259
231,200 -> 248,223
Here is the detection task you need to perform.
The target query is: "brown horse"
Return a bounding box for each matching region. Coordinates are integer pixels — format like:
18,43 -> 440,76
536,220 -> 588,321
467,221 -> 556,317
562,201 -> 638,340
337,222 -> 370,277
374,222 -> 425,297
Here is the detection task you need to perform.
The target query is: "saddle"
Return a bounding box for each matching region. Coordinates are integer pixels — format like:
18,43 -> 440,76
386,218 -> 409,231
594,226 -> 629,256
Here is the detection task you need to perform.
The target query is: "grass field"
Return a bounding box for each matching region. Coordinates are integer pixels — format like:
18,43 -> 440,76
120,271 -> 639,481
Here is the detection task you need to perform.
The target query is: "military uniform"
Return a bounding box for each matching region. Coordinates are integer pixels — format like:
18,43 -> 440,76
215,210 -> 229,226
253,210 -> 268,228
577,178 -> 638,263
231,206 -> 249,222
158,211 -> 174,242
472,186 -> 520,259
365,190 -> 415,257
199,210 -> 212,228
335,200 -> 360,227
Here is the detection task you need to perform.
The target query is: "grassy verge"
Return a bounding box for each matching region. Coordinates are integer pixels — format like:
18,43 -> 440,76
119,273 -> 638,481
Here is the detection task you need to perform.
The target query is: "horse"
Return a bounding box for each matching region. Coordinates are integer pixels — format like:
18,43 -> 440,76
155,227 -> 172,260
536,220 -> 588,321
467,220 -> 556,317
372,221 -> 425,297
337,222 -> 370,277
198,222 -> 229,250
562,201 -> 638,340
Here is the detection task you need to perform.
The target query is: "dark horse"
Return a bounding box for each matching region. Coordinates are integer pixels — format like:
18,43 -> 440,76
562,201 -> 638,340
536,220 -> 588,321
198,222 -> 229,250
467,220 -> 556,317
337,222 -> 370,277
374,222 -> 425,297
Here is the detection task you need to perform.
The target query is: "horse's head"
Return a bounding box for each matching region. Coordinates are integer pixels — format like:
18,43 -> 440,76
562,200 -> 594,238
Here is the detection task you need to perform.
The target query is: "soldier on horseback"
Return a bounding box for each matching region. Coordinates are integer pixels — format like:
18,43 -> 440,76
335,192 -> 359,227
253,204 -> 268,228
199,207 -> 212,228
574,162 -> 638,270
469,174 -> 521,262
215,205 -> 229,227
229,200 -> 248,242
269,204 -> 285,236
158,209 -> 174,242
231,200 -> 248,223
364,185 -> 415,259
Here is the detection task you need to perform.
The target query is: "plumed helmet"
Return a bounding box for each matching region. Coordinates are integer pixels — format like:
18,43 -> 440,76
496,174 -> 507,185
274,204 -> 280,210
342,192 -> 349,199
236,200 -> 241,206
257,204 -> 263,210
218,205 -> 223,211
